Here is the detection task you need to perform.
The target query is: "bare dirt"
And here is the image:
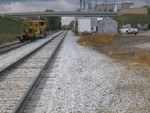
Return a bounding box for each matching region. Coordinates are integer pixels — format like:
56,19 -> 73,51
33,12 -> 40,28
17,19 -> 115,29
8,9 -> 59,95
78,31 -> 150,81
94,34 -> 150,79
0,34 -> 17,46
138,30 -> 150,37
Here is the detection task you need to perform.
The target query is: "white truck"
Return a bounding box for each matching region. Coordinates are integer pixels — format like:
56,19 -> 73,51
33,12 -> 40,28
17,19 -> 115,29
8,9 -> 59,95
119,27 -> 138,35
78,18 -> 92,34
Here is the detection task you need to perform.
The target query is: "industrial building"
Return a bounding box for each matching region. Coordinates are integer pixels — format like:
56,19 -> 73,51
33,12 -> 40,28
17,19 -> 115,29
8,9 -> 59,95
119,8 -> 148,14
95,2 -> 134,12
77,17 -> 98,34
95,2 -> 148,14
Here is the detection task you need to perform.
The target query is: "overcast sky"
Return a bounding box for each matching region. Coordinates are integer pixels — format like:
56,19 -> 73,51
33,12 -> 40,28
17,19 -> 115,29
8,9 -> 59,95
0,0 -> 150,25
0,0 -> 150,13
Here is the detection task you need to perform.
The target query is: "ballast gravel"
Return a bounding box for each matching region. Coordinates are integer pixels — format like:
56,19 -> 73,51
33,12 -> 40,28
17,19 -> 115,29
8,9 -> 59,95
47,31 -> 150,113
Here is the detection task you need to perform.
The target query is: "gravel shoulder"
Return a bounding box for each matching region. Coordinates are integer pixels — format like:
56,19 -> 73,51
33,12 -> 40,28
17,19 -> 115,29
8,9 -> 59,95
47,31 -> 150,113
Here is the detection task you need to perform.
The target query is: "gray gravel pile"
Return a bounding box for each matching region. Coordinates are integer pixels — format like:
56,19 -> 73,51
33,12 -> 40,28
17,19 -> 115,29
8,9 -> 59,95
47,31 -> 150,113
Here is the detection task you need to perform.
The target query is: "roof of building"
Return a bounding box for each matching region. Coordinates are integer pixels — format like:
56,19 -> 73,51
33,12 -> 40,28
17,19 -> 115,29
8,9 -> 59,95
97,2 -> 134,6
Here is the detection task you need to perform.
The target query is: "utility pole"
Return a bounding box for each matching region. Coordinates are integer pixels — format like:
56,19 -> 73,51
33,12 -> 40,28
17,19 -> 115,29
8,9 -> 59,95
80,0 -> 82,11
88,0 -> 92,11
133,0 -> 135,8
104,0 -> 107,12
95,0 -> 97,10
118,0 -> 121,9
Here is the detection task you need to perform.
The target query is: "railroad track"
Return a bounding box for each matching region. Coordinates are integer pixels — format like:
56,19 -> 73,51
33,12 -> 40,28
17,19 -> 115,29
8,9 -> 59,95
0,32 -> 57,55
22,43 -> 63,113
0,42 -> 19,49
0,42 -> 28,55
0,31 -> 67,113
0,31 -> 63,75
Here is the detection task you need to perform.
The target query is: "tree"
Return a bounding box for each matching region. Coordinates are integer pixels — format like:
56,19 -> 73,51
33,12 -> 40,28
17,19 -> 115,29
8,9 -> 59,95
45,9 -> 61,31
69,20 -> 75,29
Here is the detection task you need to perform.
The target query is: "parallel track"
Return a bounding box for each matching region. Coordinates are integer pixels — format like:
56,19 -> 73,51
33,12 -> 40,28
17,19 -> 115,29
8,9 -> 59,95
0,32 -> 56,55
0,42 -> 19,49
0,42 -> 28,55
0,31 -> 63,76
0,31 -> 67,113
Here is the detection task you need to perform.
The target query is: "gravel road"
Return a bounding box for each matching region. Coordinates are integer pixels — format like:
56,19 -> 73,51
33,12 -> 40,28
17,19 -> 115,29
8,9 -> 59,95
46,31 -> 150,113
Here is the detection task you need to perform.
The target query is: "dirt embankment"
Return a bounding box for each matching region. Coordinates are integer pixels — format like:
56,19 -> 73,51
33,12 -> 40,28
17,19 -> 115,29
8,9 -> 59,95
0,34 -> 17,46
77,33 -> 150,77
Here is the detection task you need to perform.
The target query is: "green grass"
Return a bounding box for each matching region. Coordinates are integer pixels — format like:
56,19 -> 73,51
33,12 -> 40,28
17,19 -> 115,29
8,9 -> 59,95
113,14 -> 150,28
0,17 -> 21,36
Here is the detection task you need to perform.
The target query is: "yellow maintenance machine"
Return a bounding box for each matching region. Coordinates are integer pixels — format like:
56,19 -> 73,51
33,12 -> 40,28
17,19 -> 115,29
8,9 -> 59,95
19,19 -> 46,42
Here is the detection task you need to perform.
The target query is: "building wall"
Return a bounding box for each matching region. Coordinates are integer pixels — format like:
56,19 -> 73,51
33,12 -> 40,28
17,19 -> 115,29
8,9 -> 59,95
96,3 -> 133,12
119,8 -> 148,14
97,4 -> 115,12
97,4 -> 114,12
98,17 -> 118,35
121,3 -> 133,9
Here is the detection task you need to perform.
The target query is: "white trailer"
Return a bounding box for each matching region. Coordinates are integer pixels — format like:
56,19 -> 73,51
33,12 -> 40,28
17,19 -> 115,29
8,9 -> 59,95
78,18 -> 92,33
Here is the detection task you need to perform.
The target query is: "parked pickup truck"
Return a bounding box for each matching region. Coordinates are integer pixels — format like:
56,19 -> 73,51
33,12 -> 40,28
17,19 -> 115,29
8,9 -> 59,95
119,28 -> 138,35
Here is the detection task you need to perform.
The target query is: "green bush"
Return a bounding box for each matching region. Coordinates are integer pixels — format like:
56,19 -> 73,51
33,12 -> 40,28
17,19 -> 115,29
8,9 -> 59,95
113,14 -> 150,28
45,9 -> 61,31
148,24 -> 150,29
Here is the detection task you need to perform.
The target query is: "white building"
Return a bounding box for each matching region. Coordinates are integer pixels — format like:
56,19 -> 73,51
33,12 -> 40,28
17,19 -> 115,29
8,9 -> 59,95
98,17 -> 118,35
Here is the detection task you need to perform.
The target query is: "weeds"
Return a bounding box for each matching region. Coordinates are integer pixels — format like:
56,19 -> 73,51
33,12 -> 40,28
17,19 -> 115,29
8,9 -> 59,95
77,34 -> 116,46
77,33 -> 150,67
72,29 -> 75,33
130,53 -> 150,66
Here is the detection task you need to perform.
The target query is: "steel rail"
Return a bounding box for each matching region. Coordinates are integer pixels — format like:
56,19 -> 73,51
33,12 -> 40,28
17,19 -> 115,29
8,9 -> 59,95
12,31 -> 68,113
0,31 -> 64,76
0,31 -> 58,55
0,31 -> 57,50
0,42 -> 19,49
0,42 -> 30,55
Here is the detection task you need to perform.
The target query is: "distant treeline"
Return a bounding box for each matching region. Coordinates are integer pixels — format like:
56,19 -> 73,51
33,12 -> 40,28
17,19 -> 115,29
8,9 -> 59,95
113,14 -> 150,28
